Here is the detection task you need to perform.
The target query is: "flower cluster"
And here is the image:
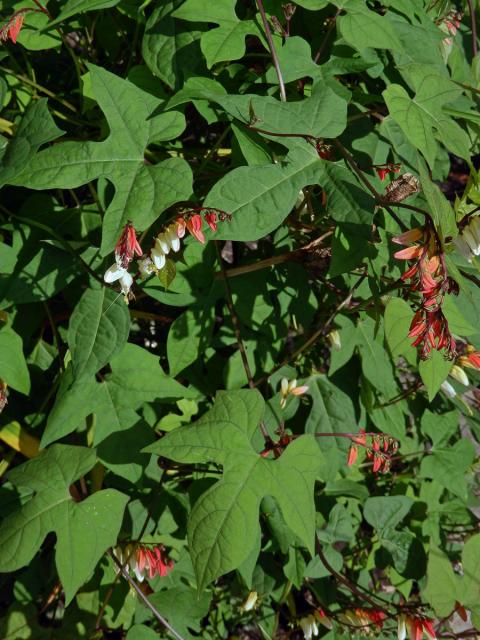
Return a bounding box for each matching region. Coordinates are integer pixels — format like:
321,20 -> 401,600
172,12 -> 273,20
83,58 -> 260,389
374,162 -> 401,182
104,221 -> 143,301
279,377 -> 309,409
0,10 -> 28,44
338,608 -> 386,634
347,430 -> 398,474
398,614 -> 436,640
113,543 -> 174,582
393,226 -> 458,359
453,216 -> 480,262
104,209 -> 230,302
299,609 -> 333,639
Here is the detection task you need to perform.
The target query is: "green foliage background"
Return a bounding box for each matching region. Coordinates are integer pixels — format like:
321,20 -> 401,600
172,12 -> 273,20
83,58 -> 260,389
0,0 -> 480,638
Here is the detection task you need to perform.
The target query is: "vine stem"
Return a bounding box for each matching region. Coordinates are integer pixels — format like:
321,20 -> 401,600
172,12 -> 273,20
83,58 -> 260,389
315,537 -> 393,612
333,140 -> 408,231
255,271 -> 367,386
466,0 -> 478,57
256,0 -> 287,102
109,551 -> 186,640
215,242 -> 272,444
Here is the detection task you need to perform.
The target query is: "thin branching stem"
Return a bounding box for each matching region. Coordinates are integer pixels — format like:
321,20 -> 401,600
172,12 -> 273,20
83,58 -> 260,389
256,0 -> 287,102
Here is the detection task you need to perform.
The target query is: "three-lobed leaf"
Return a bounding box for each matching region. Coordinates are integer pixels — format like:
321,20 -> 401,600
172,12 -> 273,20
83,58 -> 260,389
144,390 -> 323,589
0,445 -> 128,604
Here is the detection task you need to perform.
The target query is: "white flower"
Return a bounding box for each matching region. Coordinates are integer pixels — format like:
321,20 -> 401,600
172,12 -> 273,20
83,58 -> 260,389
449,364 -> 469,386
240,591 -> 258,612
104,263 -> 133,297
300,614 -> 319,640
328,329 -> 341,350
166,224 -> 181,252
156,232 -> 171,255
397,615 -> 407,640
441,380 -> 456,398
138,257 -> 156,279
151,241 -> 166,270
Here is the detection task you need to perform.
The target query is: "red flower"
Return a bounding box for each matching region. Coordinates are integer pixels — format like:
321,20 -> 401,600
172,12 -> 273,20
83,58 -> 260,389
392,224 -> 456,359
115,222 -> 143,269
459,349 -> 480,370
0,12 -> 26,44
204,211 -> 218,232
9,14 -> 23,43
114,543 -> 174,583
186,214 -> 205,244
375,163 -> 401,181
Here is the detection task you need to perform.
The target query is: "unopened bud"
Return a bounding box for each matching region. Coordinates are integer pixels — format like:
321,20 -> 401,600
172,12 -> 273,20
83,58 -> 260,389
240,590 -> 258,612
327,329 -> 341,350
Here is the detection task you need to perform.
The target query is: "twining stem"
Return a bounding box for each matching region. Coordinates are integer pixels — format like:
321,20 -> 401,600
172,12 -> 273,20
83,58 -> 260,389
255,272 -> 367,386
0,66 -> 77,113
313,8 -> 341,62
315,537 -> 392,612
466,0 -> 478,57
332,140 -> 407,231
109,551 -> 186,640
256,0 -> 287,102
215,242 -> 272,444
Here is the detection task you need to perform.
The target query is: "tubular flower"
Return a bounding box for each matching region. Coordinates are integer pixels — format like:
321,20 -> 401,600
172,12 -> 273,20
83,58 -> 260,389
327,329 -> 341,350
346,430 -> 398,474
459,347 -> 480,370
299,614 -> 319,640
104,263 -> 134,301
185,214 -> 205,244
0,380 -> 7,414
398,615 -> 436,640
449,364 -> 469,386
453,216 -> 480,262
375,163 -> 401,182
240,590 -> 258,612
393,224 -> 457,359
441,380 -> 456,398
339,608 -> 386,634
279,377 -> 309,409
0,10 -> 29,44
115,221 -> 143,269
315,609 -> 333,630
113,543 -> 174,582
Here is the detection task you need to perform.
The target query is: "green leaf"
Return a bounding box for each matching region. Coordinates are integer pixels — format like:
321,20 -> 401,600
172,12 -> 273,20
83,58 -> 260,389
0,100 -> 63,187
167,304 -> 215,377
67,286 -> 131,381
172,0 -> 260,68
0,325 -> 30,394
142,1 -> 204,90
0,445 -> 128,604
335,0 -> 403,52
49,0 -> 122,26
144,390 -> 322,590
148,587 -> 212,640
420,439 -> 476,500
423,546 -> 460,616
421,410 -> 458,447
462,534 -> 480,608
383,70 -> 470,167
364,496 -> 414,532
419,350 -> 452,401
157,258 -> 177,290
126,625 -> 160,640
418,156 -> 457,239
107,342 -> 199,408
384,297 -> 417,362
41,368 -> 98,447
10,65 -> 192,254
356,317 -> 398,397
